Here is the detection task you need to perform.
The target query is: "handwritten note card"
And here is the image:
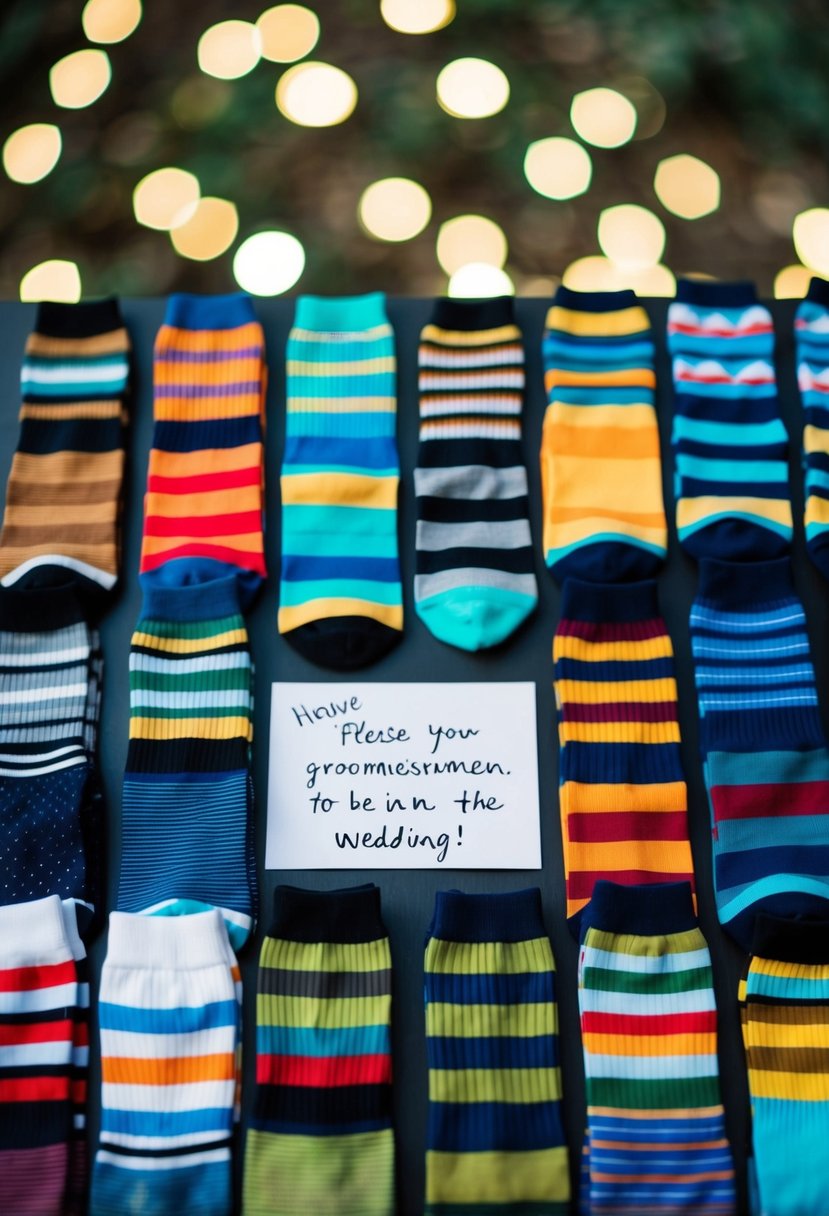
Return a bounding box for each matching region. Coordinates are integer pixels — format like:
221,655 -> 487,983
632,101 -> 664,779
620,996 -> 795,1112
266,682 -> 541,870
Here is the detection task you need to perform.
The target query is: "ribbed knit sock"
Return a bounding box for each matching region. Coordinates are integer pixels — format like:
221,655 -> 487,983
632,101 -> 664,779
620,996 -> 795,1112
794,276 -> 829,579
139,293 -> 267,606
554,578 -> 694,935
0,298 -> 129,604
541,285 -> 666,583
90,910 -> 239,1216
668,279 -> 792,560
690,556 -> 829,949
424,888 -> 570,1215
413,296 -> 537,650
0,895 -> 82,1216
278,293 -> 403,669
579,881 -> 736,1215
740,913 -> 829,1216
116,578 -> 256,950
243,884 -> 394,1216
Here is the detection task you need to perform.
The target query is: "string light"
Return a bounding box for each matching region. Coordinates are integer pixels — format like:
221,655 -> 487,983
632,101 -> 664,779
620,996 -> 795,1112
198,20 -> 261,80
133,167 -> 200,230
524,137 -> 592,200
82,0 -> 142,43
774,264 -> 812,299
171,197 -> 239,260
563,255 -> 674,295
570,87 -> 636,148
50,49 -> 111,108
3,124 -> 62,185
257,5 -> 319,63
380,0 -> 455,34
448,262 -> 514,297
276,62 -> 358,126
359,178 -> 432,241
436,58 -> 509,119
654,154 -> 720,219
436,215 -> 507,274
20,260 -> 82,302
598,203 -> 665,269
233,230 -> 305,294
793,208 -> 829,277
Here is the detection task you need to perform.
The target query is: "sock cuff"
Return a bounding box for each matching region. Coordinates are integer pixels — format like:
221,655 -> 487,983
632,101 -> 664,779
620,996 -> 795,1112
674,278 -> 759,308
0,581 -> 87,630
163,292 -> 257,331
269,884 -> 386,942
139,574 -> 242,622
429,295 -> 515,331
805,277 -> 829,306
552,285 -> 638,312
430,888 -> 546,942
752,913 -> 829,964
293,292 -> 388,332
583,880 -> 697,937
35,297 -> 124,338
107,908 -> 230,969
697,556 -> 794,607
0,894 -> 70,961
560,576 -> 659,623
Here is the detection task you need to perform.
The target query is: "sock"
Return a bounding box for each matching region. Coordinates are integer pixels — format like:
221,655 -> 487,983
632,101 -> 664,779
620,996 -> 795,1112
423,888 -> 570,1215
413,296 -> 537,650
117,578 -> 256,951
668,279 -> 792,561
0,895 -> 81,1216
579,881 -> 736,1215
90,909 -> 239,1216
794,276 -> 829,579
140,292 -> 267,607
278,293 -> 403,669
554,577 -> 695,934
741,913 -> 829,1216
690,556 -> 829,949
61,901 -> 90,1216
0,298 -> 129,606
541,285 -> 666,583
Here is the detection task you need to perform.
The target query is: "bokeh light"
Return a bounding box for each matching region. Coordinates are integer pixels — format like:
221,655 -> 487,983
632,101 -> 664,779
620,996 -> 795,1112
436,215 -> 508,275
82,0 -> 142,44
381,0 -> 455,34
3,124 -> 62,185
448,262 -> 514,298
774,264 -> 812,299
570,87 -> 636,148
49,49 -> 112,109
793,208 -> 829,276
133,167 -> 200,230
20,260 -> 82,303
170,197 -> 239,260
563,255 -> 674,295
198,21 -> 262,80
654,154 -> 721,219
524,137 -> 592,200
233,230 -> 305,294
276,62 -> 358,126
436,58 -> 510,119
358,178 -> 432,242
257,5 -> 319,63
598,203 -> 665,268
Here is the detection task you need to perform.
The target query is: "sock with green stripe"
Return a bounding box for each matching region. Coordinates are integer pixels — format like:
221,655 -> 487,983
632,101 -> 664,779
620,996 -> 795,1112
414,296 -> 537,651
579,881 -> 736,1214
423,888 -> 570,1215
278,293 -> 403,670
242,884 -> 394,1216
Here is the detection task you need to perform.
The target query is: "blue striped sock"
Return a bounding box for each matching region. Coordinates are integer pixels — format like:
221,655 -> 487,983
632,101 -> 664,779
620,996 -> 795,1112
795,276 -> 829,578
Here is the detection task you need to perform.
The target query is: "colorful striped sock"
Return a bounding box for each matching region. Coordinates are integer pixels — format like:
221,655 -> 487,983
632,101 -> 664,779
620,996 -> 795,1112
63,901 -> 91,1216
554,578 -> 694,933
117,578 -> 256,951
423,888 -> 570,1215
794,276 -> 829,579
279,293 -> 403,669
243,884 -> 394,1216
541,286 -> 666,583
668,279 -> 792,561
579,881 -> 736,1215
413,296 -> 537,650
689,556 -> 829,950
140,293 -> 267,606
740,913 -> 829,1216
90,910 -> 240,1216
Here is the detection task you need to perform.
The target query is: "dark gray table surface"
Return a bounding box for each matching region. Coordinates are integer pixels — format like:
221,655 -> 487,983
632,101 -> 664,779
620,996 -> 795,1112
0,295 -> 824,1216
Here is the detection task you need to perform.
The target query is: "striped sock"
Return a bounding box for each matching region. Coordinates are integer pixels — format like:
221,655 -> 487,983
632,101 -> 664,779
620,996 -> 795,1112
63,901 -> 91,1216
689,556 -> 829,950
90,910 -> 240,1216
279,293 -> 403,670
140,292 -> 267,606
554,578 -> 695,933
116,578 -> 256,951
668,279 -> 792,560
423,888 -> 570,1215
579,881 -> 736,1215
794,276 -> 829,579
413,296 -> 537,651
740,913 -> 829,1216
541,286 -> 666,583
243,885 -> 394,1216
0,298 -> 129,604
0,895 -> 82,1216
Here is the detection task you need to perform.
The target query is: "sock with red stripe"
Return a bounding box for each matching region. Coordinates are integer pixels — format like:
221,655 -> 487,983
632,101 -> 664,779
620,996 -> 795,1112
243,885 -> 394,1216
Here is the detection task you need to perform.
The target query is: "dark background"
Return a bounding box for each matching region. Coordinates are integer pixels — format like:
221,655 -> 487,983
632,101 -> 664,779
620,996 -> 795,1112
0,295 -> 825,1215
